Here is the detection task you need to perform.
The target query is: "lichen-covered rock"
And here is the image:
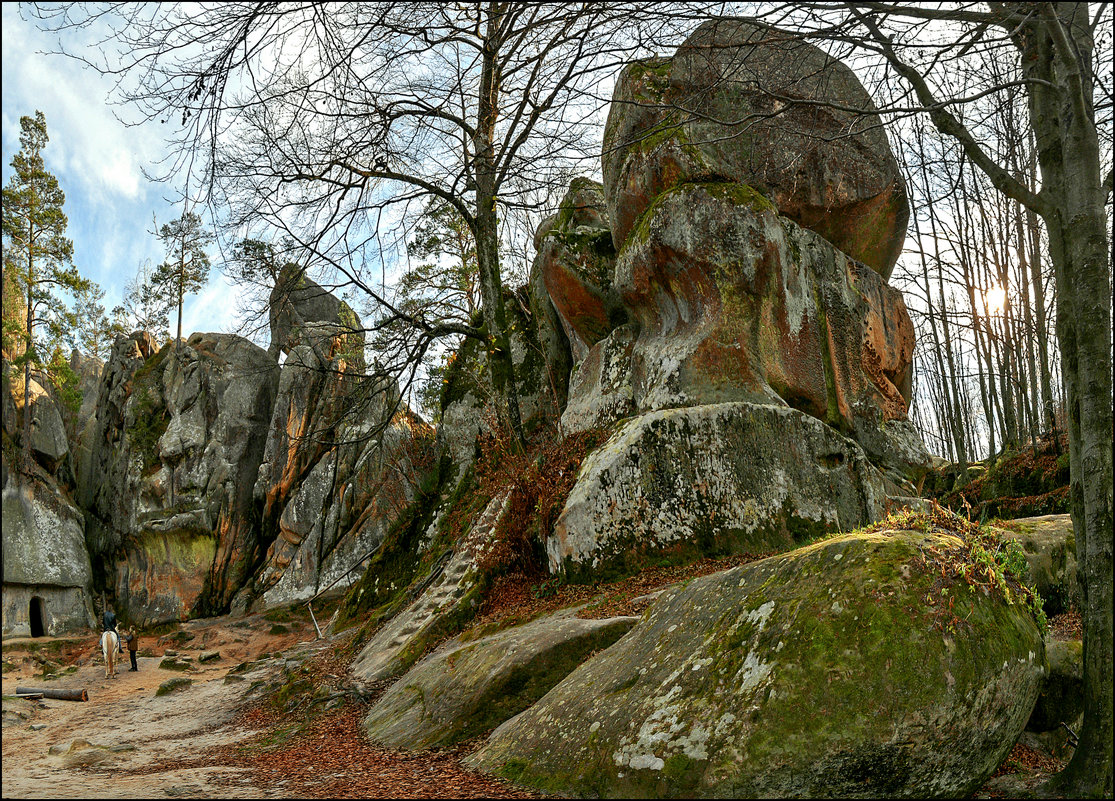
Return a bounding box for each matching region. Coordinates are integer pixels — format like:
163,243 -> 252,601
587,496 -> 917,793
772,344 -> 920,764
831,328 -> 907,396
996,515 -> 1079,616
615,181 -> 926,482
471,530 -> 1046,798
560,323 -> 638,436
549,402 -> 888,581
363,610 -> 637,750
83,332 -> 279,624
1027,638 -> 1082,734
535,179 -> 626,363
603,18 -> 908,278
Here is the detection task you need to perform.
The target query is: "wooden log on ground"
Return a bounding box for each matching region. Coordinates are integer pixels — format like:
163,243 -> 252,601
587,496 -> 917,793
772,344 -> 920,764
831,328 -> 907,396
15,687 -> 88,702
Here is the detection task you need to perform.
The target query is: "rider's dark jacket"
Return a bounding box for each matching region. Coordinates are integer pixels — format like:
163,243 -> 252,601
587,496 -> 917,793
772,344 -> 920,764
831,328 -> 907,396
102,610 -> 117,632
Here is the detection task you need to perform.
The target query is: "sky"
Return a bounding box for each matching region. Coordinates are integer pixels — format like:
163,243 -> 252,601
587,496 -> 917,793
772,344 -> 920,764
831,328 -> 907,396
1,5 -> 246,345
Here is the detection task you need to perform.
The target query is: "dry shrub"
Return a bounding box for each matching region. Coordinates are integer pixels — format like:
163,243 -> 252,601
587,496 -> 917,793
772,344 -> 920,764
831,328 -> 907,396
470,423 -> 607,578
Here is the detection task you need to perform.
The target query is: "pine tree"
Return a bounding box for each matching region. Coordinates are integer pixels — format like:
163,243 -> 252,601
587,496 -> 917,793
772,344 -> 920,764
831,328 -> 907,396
1,110 -> 89,472
150,210 -> 213,358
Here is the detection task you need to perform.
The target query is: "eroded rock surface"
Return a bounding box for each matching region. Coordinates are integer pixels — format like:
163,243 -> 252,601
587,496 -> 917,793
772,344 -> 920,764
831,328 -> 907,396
615,182 -> 925,482
535,179 -> 625,364
82,332 -> 279,624
351,491 -> 511,684
473,530 -> 1046,798
603,18 -> 908,277
549,402 -> 888,580
364,610 -> 636,750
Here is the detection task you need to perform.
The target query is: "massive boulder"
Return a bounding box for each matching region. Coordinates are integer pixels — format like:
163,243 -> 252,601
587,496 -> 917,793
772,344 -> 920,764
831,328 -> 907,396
471,530 -> 1046,798
82,332 -> 279,624
363,610 -> 637,750
549,403 -> 889,580
995,514 -> 1079,616
603,18 -> 908,278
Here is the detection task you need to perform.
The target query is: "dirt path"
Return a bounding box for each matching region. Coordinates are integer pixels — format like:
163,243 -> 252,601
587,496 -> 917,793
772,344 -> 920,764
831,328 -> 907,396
1,615 -> 314,798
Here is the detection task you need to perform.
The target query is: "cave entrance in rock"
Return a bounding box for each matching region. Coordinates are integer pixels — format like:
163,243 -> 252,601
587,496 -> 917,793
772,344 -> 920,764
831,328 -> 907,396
29,596 -> 46,637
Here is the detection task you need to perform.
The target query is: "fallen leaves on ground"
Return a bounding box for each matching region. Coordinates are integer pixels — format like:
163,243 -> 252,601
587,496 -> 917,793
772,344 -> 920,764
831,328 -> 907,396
1049,610 -> 1082,641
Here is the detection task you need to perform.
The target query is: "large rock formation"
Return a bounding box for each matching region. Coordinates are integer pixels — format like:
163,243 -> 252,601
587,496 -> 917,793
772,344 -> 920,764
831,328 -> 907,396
542,20 -> 928,577
268,263 -> 363,363
470,529 -> 1046,798
603,18 -> 908,278
364,609 -> 637,750
1,365 -> 95,637
244,337 -> 421,610
82,332 -> 279,624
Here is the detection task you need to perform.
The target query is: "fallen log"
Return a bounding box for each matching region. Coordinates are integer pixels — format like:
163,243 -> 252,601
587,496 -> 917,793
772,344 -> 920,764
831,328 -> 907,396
15,687 -> 87,702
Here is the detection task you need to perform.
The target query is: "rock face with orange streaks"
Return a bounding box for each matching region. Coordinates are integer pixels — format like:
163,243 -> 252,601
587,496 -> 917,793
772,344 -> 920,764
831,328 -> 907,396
82,331 -> 279,624
602,18 -> 909,279
239,304 -> 423,611
537,19 -> 929,581
534,179 -> 626,364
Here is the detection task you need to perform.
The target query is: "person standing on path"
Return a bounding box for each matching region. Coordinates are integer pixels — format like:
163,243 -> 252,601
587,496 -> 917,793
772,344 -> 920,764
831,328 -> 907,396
124,628 -> 139,671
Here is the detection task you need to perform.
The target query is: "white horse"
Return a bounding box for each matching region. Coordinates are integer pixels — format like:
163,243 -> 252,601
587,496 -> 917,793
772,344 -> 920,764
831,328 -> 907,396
101,629 -> 119,678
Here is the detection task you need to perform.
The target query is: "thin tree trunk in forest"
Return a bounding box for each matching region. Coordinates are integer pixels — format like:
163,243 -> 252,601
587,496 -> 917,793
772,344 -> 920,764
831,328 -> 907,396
1026,146 -> 1056,433
953,171 -> 997,461
1015,202 -> 1042,450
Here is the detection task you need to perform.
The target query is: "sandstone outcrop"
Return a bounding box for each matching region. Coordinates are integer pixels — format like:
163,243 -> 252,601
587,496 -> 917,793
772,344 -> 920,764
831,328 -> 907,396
550,402 -> 888,580
82,332 -> 279,624
603,18 -> 908,278
534,179 -> 625,364
2,364 -> 95,638
268,263 -> 363,363
471,530 -> 1046,798
363,610 -> 637,750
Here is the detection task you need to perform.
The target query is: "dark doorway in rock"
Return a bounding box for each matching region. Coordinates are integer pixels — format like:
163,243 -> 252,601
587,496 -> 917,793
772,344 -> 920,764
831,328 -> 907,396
29,596 -> 46,637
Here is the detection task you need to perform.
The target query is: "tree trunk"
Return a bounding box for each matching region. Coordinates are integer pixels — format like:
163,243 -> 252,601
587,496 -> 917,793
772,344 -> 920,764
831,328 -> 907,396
1016,6 -> 1113,793
474,2 -> 525,449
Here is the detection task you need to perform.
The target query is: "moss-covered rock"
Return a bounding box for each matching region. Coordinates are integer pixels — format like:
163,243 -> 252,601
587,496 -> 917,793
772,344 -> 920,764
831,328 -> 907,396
996,515 -> 1079,616
549,402 -> 889,582
349,491 -> 511,684
602,18 -> 908,278
363,610 -> 637,750
155,676 -> 193,696
1027,638 -> 1082,733
470,530 -> 1046,798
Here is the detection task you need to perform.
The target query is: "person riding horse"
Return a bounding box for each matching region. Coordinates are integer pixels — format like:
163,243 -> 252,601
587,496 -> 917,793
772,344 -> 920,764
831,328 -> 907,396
102,609 -> 124,653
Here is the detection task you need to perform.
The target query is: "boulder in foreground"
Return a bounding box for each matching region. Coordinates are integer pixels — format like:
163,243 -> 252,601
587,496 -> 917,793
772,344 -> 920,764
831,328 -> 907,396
473,529 -> 1045,798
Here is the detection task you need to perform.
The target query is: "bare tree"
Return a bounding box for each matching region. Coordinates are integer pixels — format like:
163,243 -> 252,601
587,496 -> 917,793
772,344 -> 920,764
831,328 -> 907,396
31,2 -> 696,448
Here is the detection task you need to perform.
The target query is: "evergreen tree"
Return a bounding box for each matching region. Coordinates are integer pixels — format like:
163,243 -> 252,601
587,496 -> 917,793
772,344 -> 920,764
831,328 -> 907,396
1,110 -> 89,471
150,210 -> 213,357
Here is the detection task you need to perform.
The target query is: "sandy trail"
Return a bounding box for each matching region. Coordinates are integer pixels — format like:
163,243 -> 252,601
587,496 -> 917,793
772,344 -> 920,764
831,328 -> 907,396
2,615 -> 317,798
